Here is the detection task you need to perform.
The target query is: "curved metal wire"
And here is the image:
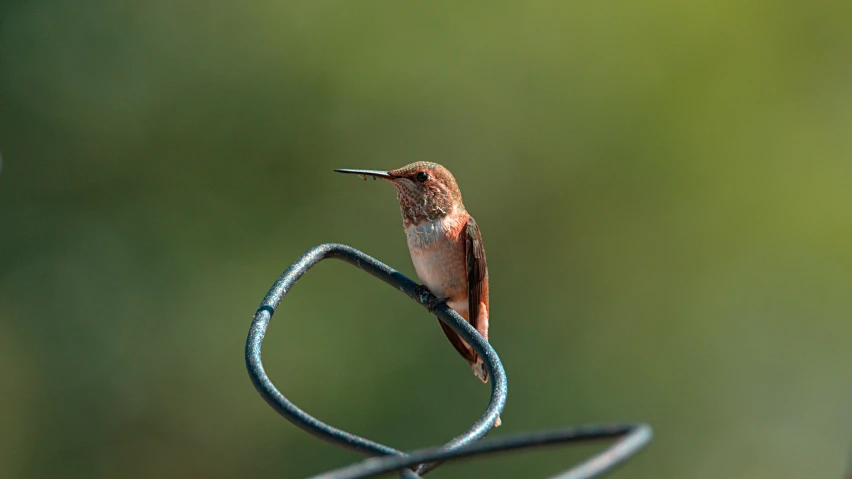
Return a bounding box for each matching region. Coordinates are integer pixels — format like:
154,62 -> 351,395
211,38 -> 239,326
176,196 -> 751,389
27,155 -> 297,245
245,243 -> 652,478
308,423 -> 653,479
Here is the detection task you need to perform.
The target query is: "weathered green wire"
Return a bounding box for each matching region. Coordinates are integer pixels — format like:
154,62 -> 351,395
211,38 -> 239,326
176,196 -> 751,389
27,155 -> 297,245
245,243 -> 651,478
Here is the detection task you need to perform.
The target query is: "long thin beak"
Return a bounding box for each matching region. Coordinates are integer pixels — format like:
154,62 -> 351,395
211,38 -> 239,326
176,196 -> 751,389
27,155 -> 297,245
333,169 -> 394,180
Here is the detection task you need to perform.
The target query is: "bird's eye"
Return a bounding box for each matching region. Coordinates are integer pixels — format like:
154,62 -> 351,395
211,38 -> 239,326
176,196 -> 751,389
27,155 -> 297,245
415,172 -> 430,183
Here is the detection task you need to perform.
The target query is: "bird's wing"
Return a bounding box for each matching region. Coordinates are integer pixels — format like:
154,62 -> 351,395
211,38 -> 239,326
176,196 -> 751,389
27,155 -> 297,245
434,217 -> 489,367
437,318 -> 477,364
465,216 -> 489,342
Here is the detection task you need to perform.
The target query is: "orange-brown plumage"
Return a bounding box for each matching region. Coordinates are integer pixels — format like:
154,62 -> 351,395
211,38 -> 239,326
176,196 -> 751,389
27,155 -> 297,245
387,162 -> 490,383
335,162 -> 491,382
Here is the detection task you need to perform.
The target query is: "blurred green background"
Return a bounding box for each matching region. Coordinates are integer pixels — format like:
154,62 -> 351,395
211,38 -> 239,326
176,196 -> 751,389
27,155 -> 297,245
2,1 -> 851,478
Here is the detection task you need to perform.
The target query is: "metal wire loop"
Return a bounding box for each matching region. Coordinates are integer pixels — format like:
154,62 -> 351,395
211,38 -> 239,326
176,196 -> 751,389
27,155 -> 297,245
245,243 -> 652,478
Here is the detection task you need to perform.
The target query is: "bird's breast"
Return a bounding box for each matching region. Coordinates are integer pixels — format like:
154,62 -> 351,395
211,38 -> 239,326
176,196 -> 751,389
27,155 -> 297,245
405,217 -> 468,304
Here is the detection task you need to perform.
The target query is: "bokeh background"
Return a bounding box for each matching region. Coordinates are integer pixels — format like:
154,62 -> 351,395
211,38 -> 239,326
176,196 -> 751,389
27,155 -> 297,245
2,1 -> 851,478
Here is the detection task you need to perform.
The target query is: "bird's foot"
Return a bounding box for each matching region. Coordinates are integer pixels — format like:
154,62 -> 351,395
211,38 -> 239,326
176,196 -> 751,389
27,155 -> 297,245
415,285 -> 450,313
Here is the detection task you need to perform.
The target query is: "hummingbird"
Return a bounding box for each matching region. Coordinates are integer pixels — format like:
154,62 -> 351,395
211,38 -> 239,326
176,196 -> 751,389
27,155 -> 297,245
335,162 -> 492,384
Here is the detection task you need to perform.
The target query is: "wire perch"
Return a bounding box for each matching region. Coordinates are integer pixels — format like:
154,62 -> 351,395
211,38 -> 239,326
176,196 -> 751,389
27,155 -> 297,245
245,243 -> 653,478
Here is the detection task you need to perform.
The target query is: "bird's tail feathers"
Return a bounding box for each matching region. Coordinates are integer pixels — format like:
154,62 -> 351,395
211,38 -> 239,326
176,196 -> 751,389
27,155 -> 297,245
471,359 -> 488,383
